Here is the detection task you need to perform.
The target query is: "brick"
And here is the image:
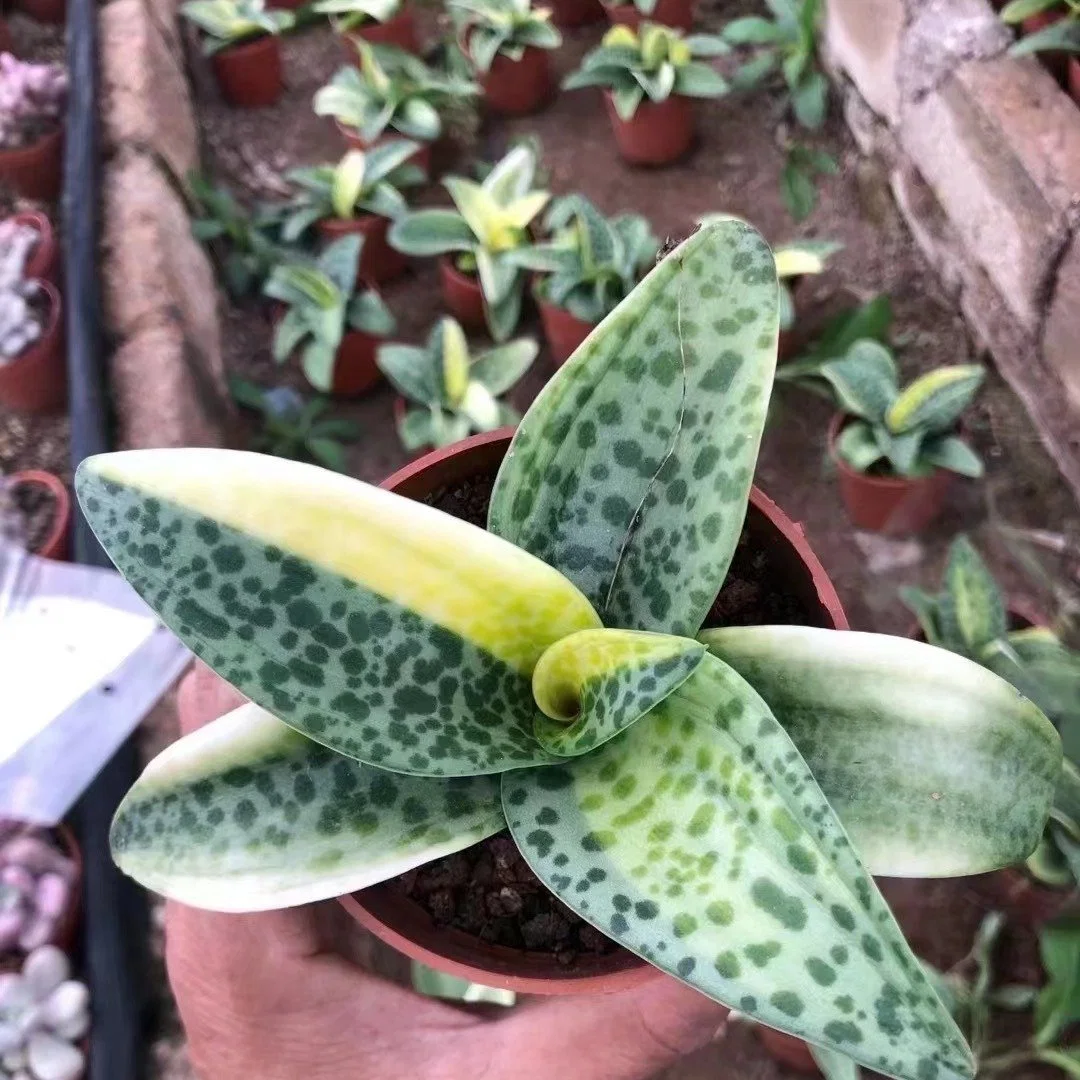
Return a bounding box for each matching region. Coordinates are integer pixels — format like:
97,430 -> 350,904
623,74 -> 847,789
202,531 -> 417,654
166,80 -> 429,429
1044,233 -> 1080,416
825,0 -> 905,123
99,0 -> 198,186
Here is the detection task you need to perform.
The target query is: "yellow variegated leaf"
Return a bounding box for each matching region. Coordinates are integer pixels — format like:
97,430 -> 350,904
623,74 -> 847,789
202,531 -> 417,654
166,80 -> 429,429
603,23 -> 638,46
885,365 -> 984,435
441,317 -> 471,406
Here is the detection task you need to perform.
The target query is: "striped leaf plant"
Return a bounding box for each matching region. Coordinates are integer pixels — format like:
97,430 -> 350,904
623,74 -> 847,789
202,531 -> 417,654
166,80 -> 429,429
77,218 -> 1061,1080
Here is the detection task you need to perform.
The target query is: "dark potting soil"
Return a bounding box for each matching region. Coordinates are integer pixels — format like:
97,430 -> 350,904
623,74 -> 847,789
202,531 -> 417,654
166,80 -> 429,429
13,480 -> 55,553
401,472 -> 817,963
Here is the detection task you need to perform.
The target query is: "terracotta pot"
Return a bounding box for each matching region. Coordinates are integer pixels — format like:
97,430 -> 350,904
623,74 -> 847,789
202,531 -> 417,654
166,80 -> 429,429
15,0 -> 65,24
480,46 -> 554,116
0,124 -> 64,203
828,413 -> 954,535
0,14 -> 14,53
604,92 -> 694,166
333,121 -> 433,174
210,34 -> 283,108
439,258 -> 486,331
9,210 -> 59,284
344,6 -> 418,53
986,866 -> 1079,929
331,328 -> 384,395
546,0 -> 604,27
317,214 -> 408,286
338,430 -> 848,992
605,0 -> 692,32
0,281 -> 66,413
1069,55 -> 1080,104
537,293 -> 595,366
7,469 -> 72,560
1022,10 -> 1069,81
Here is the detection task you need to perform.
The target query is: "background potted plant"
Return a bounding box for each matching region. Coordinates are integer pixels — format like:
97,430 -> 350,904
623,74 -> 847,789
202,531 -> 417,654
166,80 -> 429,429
180,0 -> 295,109
0,55 -> 66,202
603,0 -> 692,34
778,340 -> 986,534
0,221 -> 65,413
772,237 -> 842,357
2,470 -> 72,559
390,144 -> 559,340
314,0 -> 419,54
280,142 -> 425,284
377,316 -> 536,451
314,42 -> 478,170
0,214 -> 59,285
14,0 -> 66,25
77,219 -> 1062,1080
564,23 -> 729,166
532,193 -> 657,364
449,0 -> 562,115
263,235 -> 396,395
721,0 -> 829,131
1001,0 -> 1080,101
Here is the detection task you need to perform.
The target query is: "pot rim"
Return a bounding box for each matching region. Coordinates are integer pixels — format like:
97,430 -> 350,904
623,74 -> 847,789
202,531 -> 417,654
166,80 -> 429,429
338,429 -> 848,991
0,122 -> 63,166
827,411 -> 947,492
1,280 -> 61,372
440,255 -> 481,288
7,467 -> 72,560
213,30 -> 276,58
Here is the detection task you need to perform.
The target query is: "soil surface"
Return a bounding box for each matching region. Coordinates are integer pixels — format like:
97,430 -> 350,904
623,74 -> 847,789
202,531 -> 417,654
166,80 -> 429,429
11,475 -> 56,551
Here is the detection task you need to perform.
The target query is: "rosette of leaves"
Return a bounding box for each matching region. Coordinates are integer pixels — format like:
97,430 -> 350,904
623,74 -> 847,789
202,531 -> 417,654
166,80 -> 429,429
180,0 -> 294,54
564,22 -> 729,119
778,340 -> 986,479
448,0 -> 562,73
262,235 -> 395,391
902,536 -> 1080,890
278,142 -> 425,242
313,42 -> 479,146
389,144 -> 558,340
1000,0 -> 1080,59
311,0 -> 400,32
721,0 -> 828,130
377,316 -> 537,450
77,219 -> 1063,1080
534,194 -> 658,323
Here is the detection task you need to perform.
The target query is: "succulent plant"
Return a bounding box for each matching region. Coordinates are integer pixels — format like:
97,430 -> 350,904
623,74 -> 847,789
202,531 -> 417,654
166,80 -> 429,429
377,316 -> 536,449
389,144 -> 560,340
263,236 -> 395,391
778,340 -> 986,479
772,238 -> 842,330
0,825 -> 77,956
533,194 -> 658,324
0,56 -> 66,152
279,142 -> 425,242
0,225 -> 45,364
564,23 -> 729,119
1001,0 -> 1080,58
77,218 -> 1062,1080
448,0 -> 562,72
0,946 -> 89,1080
313,43 -> 479,146
312,0 -> 401,31
180,0 -> 294,55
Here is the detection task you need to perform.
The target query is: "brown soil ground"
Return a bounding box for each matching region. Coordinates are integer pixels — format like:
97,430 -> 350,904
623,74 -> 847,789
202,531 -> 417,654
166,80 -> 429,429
144,1 -> 1080,1076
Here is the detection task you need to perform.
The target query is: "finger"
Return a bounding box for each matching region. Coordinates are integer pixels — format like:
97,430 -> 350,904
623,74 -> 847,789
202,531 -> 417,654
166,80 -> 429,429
177,661 -> 246,735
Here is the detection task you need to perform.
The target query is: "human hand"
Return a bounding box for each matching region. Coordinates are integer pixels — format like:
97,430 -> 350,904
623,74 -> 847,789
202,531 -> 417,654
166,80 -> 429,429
166,663 -> 727,1080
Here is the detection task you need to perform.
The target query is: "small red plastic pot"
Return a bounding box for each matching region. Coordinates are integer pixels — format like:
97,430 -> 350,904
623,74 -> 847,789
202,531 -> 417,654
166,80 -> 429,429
338,430 -> 848,991
480,46 -> 554,116
537,293 -> 595,366
317,214 -> 408,286
604,92 -> 694,166
829,413 -> 954,536
333,121 -> 433,173
210,34 -> 283,108
546,0 -> 604,27
7,470 -> 72,560
344,6 -> 418,53
0,14 -> 14,53
439,258 -> 487,331
0,281 -> 66,413
14,0 -> 65,24
0,124 -> 64,203
605,0 -> 692,32
331,328 -> 384,395
9,210 -> 59,284
1069,55 -> 1080,104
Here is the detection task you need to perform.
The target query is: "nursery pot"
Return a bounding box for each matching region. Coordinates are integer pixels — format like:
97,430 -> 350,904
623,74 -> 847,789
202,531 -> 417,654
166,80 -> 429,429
0,280 -> 66,413
546,0 -> 604,27
333,121 -> 433,173
479,46 -> 554,116
604,92 -> 694,166
344,6 -> 418,53
0,14 -> 14,54
317,214 -> 408,286
14,0 -> 65,25
7,470 -> 72,561
10,210 -> 59,284
338,429 -> 848,992
0,124 -> 64,203
439,258 -> 487,332
605,0 -> 692,32
271,306 -> 385,396
210,34 -> 283,109
828,413 -> 953,536
536,292 -> 595,366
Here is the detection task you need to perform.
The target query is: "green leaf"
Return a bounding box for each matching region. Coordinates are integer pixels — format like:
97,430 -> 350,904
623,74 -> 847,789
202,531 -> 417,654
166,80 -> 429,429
76,450 -> 603,777
347,290 -> 395,336
482,143 -> 537,202
317,235 -> 361,297
398,406 -> 437,451
722,15 -> 786,43
376,343 -> 439,406
920,435 -> 984,479
612,83 -> 645,120
700,626 -> 1062,877
1009,20 -> 1080,57
791,70 -> 828,129
835,420 -> 883,473
685,33 -> 730,57
110,702 -> 506,910
301,340 -> 339,393
483,275 -> 525,342
1036,916 -> 1080,1047
1036,1048 -> 1080,1078
411,961 -> 516,1005
810,1045 -> 861,1080
306,436 -> 349,472
732,50 -> 779,90
818,341 -> 899,422
488,218 -> 779,639
331,150 -> 367,219
674,61 -> 730,98
458,381 -> 501,431
389,209 -> 476,255
886,365 -> 985,436
899,585 -> 943,647
1000,0 -> 1062,22
781,157 -> 818,223
941,537 -> 1008,656
469,338 -> 538,395
502,654 -> 974,1080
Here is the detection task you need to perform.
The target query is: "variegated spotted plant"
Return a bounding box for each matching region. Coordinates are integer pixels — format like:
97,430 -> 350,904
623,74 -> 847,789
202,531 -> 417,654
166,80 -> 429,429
77,219 -> 1062,1080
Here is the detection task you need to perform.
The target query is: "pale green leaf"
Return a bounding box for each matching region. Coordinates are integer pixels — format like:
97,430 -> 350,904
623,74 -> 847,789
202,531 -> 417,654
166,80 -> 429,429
940,537 -> 1007,656
835,420 -> 883,473
376,343 -> 440,406
920,435 -> 984,479
886,366 -> 985,436
1036,916 -> 1080,1047
819,341 -> 899,422
469,338 -> 538,395
389,210 -> 477,255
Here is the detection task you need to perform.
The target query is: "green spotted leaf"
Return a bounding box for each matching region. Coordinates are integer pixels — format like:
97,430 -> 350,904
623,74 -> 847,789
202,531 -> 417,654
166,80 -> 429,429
701,626 -> 1061,876
503,654 -> 974,1080
111,702 -> 505,910
76,450 -> 602,777
531,629 -> 706,756
940,536 -> 1007,656
488,218 -> 779,639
